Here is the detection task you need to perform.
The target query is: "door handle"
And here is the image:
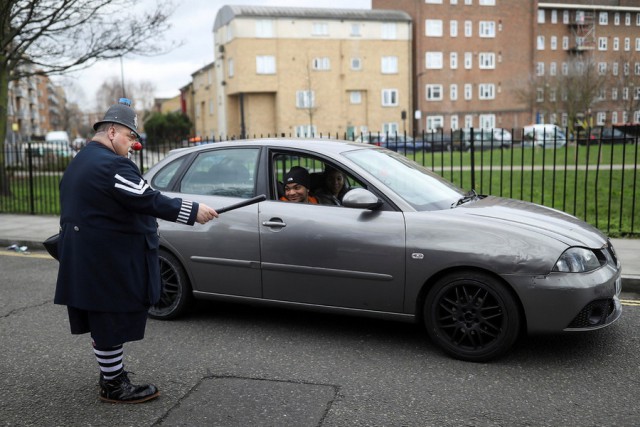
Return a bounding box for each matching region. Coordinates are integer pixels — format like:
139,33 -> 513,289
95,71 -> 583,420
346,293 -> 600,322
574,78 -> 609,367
262,219 -> 286,228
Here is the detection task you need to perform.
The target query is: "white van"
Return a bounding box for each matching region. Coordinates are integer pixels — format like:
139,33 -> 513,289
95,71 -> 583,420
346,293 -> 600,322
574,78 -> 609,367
23,131 -> 73,165
523,124 -> 567,148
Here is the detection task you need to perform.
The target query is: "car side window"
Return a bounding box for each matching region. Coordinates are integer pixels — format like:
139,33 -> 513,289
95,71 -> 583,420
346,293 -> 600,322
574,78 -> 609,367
179,148 -> 259,198
271,153 -> 364,205
151,156 -> 188,191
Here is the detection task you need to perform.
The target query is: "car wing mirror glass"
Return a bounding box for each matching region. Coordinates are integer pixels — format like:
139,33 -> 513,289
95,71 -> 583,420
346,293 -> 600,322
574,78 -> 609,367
342,188 -> 383,210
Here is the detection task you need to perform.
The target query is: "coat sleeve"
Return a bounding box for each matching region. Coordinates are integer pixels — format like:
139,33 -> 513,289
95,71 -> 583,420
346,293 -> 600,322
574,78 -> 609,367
109,156 -> 199,225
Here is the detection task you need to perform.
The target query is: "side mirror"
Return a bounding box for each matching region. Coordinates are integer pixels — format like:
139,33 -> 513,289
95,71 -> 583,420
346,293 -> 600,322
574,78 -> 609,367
342,188 -> 383,210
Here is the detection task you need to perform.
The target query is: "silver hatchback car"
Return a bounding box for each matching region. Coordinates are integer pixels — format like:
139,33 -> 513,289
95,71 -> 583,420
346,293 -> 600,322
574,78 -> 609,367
144,139 -> 621,362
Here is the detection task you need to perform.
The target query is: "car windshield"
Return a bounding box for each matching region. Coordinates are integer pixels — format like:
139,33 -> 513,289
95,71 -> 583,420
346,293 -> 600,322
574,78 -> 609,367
343,148 -> 465,211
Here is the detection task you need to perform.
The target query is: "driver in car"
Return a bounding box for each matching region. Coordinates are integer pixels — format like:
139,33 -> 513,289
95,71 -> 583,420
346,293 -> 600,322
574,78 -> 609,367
280,166 -> 318,204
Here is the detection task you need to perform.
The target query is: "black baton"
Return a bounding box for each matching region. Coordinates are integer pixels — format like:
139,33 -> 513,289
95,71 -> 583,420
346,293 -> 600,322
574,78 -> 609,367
215,194 -> 267,214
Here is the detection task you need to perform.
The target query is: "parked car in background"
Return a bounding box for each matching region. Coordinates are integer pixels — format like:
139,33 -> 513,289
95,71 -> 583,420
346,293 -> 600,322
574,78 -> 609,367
144,138 -> 621,362
492,128 -> 513,146
523,124 -> 567,148
576,127 -> 635,145
451,128 -> 506,151
23,131 -> 73,165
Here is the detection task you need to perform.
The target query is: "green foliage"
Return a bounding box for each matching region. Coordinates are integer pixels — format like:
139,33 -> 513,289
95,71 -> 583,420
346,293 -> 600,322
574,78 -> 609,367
143,112 -> 192,146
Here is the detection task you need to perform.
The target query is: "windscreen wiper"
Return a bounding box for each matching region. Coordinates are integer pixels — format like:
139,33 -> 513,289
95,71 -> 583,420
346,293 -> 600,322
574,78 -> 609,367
451,189 -> 479,208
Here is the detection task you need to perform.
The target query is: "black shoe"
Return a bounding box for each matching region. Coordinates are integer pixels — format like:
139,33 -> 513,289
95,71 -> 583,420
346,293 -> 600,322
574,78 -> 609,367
99,371 -> 159,404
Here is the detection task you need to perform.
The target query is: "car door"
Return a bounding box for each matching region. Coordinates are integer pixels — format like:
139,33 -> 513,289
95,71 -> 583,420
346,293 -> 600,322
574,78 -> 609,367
156,147 -> 263,298
259,187 -> 407,314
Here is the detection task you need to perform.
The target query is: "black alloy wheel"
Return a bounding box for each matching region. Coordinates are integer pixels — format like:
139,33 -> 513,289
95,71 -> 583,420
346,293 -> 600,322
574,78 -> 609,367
148,249 -> 193,320
424,271 -> 521,362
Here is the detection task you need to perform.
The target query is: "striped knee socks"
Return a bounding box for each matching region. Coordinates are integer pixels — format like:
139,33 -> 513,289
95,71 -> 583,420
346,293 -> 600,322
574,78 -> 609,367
93,343 -> 124,380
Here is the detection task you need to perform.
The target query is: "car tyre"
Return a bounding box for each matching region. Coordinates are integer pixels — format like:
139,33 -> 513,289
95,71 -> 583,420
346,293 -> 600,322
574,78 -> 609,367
423,271 -> 520,362
148,249 -> 193,320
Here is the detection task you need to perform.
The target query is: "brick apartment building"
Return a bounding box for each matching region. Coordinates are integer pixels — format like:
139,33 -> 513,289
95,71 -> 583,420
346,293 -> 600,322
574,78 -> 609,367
373,0 -> 640,134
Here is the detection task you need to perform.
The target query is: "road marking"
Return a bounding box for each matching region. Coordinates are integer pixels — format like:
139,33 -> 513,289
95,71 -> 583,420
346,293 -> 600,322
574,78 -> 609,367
0,251 -> 54,260
621,299 -> 640,306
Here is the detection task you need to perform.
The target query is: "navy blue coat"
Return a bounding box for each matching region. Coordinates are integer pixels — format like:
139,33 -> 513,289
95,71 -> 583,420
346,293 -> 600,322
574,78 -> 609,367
54,142 -> 199,313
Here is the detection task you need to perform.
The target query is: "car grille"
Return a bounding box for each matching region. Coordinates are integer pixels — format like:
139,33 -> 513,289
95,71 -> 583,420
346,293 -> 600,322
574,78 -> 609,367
567,298 -> 616,328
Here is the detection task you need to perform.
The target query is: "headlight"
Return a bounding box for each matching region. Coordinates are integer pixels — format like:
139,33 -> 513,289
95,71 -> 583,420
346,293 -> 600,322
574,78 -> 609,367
553,247 -> 602,273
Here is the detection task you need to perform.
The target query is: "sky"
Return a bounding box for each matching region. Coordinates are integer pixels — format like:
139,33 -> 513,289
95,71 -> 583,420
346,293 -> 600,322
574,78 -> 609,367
55,0 -> 372,110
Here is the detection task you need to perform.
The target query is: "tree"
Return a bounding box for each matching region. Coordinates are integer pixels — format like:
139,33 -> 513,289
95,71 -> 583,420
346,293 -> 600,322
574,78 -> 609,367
519,53 -> 607,137
143,111 -> 191,145
0,0 -> 177,196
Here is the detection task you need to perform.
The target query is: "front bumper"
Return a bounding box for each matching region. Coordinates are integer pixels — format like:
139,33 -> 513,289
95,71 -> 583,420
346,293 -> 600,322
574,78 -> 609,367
505,264 -> 622,334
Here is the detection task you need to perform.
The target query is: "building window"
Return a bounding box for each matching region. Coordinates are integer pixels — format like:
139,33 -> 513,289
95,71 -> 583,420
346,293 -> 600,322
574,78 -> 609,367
382,89 -> 398,106
479,114 -> 495,129
549,88 -> 557,102
296,125 -> 317,137
450,115 -> 459,130
478,52 -> 495,69
625,37 -> 631,51
228,58 -> 234,77
537,10 -> 545,24
450,52 -> 458,69
623,87 -> 629,100
612,111 -> 618,124
464,115 -> 473,128
425,52 -> 443,69
296,90 -> 315,108
464,83 -> 472,100
614,37 -> 620,51
479,0 -> 495,5
209,100 -> 214,115
382,56 -> 399,73
599,12 -> 608,25
614,13 -> 620,26
479,83 -> 495,99
256,55 -> 276,74
464,52 -> 472,69
425,0 -> 443,3
350,91 -> 362,104
450,20 -> 458,37
464,20 -> 472,37
312,22 -> 329,36
383,122 -> 398,133
351,57 -> 362,70
563,10 -> 569,24
550,36 -> 557,50
598,37 -> 607,50
382,23 -> 397,39
425,20 -> 443,37
562,36 -> 569,50
612,87 -> 618,100
537,36 -> 545,50
598,62 -> 607,75
636,38 -> 640,51
637,13 -> 640,26
597,112 -> 606,125
450,84 -> 458,100
312,57 -> 330,70
351,23 -> 362,37
426,84 -> 443,101
426,116 -> 444,131
256,19 -> 274,37
625,13 -> 631,26
536,88 -> 544,102
550,62 -> 557,75
536,62 -> 544,76
551,10 -> 558,24
479,21 -> 495,37
635,62 -> 640,75
613,62 -> 619,76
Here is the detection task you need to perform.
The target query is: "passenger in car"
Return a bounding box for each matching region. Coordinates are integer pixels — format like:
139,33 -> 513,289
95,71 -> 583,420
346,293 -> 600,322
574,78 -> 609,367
280,166 -> 319,204
315,167 -> 347,206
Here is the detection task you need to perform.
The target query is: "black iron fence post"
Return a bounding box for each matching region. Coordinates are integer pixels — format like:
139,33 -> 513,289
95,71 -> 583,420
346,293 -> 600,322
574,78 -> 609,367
27,142 -> 35,215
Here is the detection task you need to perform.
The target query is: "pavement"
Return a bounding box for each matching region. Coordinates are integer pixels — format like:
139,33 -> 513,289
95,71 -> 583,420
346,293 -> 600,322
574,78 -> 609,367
1,213 -> 639,294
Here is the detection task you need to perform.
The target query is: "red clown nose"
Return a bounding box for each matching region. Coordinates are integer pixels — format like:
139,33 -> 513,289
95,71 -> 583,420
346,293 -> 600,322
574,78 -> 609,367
132,141 -> 143,151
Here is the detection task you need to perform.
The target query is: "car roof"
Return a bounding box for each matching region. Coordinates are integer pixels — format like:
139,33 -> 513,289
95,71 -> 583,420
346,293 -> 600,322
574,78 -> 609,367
166,138 -> 375,158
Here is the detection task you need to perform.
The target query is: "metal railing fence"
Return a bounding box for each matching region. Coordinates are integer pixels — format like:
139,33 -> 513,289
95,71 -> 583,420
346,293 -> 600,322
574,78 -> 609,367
1,128 -> 638,237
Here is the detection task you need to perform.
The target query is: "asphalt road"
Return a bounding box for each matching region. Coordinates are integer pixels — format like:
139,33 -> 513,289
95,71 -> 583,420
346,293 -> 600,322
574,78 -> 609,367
1,250 -> 639,427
